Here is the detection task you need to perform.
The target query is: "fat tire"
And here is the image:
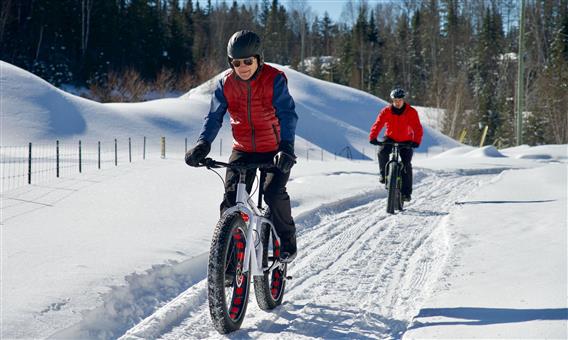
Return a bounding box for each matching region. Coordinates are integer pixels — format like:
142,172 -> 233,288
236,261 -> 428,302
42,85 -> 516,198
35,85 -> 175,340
208,212 -> 250,334
386,162 -> 398,214
396,174 -> 404,211
254,223 -> 287,310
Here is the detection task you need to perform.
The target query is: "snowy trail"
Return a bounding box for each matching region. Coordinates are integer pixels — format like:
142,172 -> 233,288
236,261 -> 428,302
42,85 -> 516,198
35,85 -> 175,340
121,170 -> 489,339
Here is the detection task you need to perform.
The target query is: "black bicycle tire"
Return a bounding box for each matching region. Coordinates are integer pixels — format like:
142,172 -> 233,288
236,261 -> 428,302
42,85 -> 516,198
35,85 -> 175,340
396,173 -> 404,211
254,223 -> 287,310
386,162 -> 398,214
208,213 -> 250,334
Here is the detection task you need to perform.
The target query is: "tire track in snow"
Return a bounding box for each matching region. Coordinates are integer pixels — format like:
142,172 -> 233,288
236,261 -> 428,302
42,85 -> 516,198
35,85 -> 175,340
122,170 -> 490,339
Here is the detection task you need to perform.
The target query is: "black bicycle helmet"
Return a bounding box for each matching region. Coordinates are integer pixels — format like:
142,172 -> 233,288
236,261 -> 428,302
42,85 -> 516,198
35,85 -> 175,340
227,30 -> 263,62
390,87 -> 406,99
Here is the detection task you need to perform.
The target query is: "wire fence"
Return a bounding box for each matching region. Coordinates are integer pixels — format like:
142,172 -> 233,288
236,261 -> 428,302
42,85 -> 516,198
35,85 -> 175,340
1,137 -> 175,192
1,136 -> 377,192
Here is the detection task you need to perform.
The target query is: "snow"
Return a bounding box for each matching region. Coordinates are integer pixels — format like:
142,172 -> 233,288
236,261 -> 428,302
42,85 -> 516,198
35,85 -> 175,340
405,164 -> 567,338
413,105 -> 445,131
1,61 -> 567,339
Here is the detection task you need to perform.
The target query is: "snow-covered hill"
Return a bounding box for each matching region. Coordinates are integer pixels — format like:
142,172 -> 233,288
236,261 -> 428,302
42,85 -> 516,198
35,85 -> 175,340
1,61 -> 458,159
1,61 -> 566,339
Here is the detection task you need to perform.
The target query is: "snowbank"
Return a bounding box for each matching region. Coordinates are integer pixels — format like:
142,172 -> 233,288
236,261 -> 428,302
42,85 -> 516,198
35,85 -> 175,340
1,61 -> 459,159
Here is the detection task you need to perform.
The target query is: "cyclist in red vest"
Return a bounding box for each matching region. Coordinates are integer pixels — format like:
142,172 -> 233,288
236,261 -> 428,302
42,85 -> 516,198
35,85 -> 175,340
185,30 -> 299,263
369,88 -> 423,202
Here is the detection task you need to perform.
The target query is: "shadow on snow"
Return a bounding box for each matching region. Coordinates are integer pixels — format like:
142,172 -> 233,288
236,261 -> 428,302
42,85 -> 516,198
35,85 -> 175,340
408,307 -> 568,329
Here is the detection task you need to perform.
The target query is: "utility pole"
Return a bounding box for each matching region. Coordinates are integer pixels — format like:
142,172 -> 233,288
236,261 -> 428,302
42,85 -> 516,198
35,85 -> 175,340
300,13 -> 306,72
516,0 -> 525,146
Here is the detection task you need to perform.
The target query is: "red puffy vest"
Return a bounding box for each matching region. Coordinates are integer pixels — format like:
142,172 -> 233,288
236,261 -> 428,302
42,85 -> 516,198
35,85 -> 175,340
223,64 -> 283,153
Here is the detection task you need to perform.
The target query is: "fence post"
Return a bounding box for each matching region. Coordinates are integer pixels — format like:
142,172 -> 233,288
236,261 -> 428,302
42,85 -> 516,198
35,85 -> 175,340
114,138 -> 118,166
79,140 -> 82,173
143,136 -> 146,160
185,138 -> 188,153
129,137 -> 132,163
56,140 -> 60,178
161,137 -> 166,159
98,141 -> 101,169
28,142 -> 32,184
458,128 -> 467,144
479,125 -> 489,147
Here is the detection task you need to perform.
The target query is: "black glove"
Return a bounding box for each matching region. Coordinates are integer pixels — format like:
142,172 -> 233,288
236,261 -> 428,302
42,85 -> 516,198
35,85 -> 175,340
411,142 -> 420,148
185,140 -> 211,167
274,141 -> 296,173
369,139 -> 380,145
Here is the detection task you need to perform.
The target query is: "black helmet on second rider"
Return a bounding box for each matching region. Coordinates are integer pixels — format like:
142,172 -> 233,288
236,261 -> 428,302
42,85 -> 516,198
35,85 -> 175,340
227,30 -> 263,65
390,88 -> 406,99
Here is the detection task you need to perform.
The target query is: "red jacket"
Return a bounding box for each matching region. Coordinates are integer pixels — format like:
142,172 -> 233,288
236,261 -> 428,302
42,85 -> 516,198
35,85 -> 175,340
369,103 -> 423,144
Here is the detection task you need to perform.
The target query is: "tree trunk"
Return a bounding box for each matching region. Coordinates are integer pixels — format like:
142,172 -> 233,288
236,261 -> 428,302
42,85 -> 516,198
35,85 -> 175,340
0,0 -> 12,43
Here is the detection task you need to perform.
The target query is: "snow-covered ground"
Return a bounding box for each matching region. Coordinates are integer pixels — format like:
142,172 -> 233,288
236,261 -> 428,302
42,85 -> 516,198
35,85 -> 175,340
1,61 -> 567,339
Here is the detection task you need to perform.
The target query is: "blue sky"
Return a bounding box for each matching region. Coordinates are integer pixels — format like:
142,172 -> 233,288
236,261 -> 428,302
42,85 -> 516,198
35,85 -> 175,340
305,0 -> 346,21
223,0 -> 349,22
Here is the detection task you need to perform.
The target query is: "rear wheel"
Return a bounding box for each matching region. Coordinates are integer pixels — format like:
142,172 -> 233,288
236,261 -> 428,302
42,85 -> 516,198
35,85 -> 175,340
208,213 -> 250,334
254,223 -> 287,310
386,162 -> 398,214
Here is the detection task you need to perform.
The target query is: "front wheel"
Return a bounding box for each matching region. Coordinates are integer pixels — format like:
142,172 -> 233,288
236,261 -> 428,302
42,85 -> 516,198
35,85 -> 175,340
396,174 -> 404,211
208,213 -> 250,334
386,162 -> 399,214
254,223 -> 287,310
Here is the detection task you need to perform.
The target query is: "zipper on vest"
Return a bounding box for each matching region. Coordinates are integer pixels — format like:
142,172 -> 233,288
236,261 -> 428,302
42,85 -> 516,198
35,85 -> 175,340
247,81 -> 256,152
272,124 -> 280,144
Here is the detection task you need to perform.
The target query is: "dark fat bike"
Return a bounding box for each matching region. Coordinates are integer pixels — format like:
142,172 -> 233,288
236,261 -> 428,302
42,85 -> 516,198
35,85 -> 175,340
197,158 -> 288,334
378,141 -> 414,214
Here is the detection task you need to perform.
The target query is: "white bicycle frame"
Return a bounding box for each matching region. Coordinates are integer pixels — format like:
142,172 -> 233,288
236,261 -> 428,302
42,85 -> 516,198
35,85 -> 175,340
222,180 -> 281,277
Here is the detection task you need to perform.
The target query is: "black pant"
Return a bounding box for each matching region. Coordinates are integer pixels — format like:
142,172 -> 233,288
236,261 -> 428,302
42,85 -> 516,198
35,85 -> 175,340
220,149 -> 296,239
378,138 -> 414,196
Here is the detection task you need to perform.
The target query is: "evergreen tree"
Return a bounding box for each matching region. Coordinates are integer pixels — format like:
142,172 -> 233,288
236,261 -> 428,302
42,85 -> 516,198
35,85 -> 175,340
409,9 -> 426,103
392,11 -> 411,91
0,0 -> 564,133
366,10 -> 381,94
191,0 -> 210,65
263,0 -> 288,64
528,0 -> 568,144
165,0 -> 193,72
352,4 -> 368,89
321,12 -> 336,56
337,25 -> 356,87
469,5 -> 505,145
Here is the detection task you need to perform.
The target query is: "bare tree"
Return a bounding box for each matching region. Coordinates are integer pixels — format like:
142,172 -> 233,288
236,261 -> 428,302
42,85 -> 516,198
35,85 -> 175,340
288,0 -> 313,71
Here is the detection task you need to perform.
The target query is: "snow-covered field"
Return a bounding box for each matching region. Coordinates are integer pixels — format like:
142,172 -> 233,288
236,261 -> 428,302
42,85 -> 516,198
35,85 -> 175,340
1,61 -> 567,339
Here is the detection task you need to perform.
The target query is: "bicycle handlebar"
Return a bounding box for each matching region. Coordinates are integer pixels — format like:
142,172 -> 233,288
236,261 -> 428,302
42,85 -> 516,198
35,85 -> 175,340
377,141 -> 415,148
197,158 -> 276,171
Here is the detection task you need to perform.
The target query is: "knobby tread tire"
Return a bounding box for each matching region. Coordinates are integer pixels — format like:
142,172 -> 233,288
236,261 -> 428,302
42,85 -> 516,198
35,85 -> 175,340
396,173 -> 404,211
208,213 -> 250,334
254,223 -> 287,310
386,162 -> 398,214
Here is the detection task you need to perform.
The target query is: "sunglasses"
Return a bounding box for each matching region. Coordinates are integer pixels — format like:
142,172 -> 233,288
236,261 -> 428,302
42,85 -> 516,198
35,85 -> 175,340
230,57 -> 255,67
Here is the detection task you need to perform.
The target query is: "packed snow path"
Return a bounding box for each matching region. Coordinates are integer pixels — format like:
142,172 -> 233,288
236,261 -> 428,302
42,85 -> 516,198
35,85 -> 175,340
121,169 -> 488,339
